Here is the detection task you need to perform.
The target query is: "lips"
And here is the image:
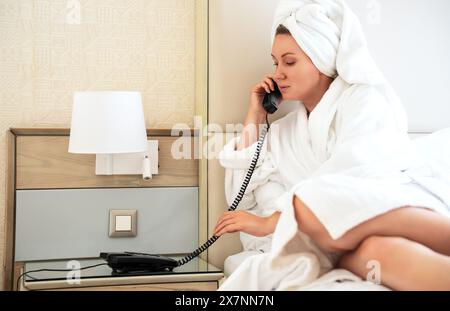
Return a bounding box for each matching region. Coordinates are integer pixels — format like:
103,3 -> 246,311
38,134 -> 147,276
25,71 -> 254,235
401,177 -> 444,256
279,86 -> 290,92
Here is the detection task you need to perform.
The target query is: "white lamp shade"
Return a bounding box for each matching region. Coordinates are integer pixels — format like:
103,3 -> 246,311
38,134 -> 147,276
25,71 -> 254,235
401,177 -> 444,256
68,91 -> 148,154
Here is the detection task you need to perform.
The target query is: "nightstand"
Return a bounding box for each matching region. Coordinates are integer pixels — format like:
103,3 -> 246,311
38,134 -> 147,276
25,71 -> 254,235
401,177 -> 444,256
18,256 -> 224,291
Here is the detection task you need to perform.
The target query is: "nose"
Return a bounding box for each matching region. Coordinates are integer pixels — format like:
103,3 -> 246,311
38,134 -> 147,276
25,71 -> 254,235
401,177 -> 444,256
273,69 -> 286,82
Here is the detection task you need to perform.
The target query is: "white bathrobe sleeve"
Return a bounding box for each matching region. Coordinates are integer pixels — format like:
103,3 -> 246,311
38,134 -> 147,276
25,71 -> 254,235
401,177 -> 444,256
219,135 -> 288,252
219,135 -> 287,218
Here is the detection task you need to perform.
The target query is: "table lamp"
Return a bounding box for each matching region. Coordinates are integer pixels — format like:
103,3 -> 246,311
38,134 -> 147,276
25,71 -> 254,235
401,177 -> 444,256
68,91 -> 158,180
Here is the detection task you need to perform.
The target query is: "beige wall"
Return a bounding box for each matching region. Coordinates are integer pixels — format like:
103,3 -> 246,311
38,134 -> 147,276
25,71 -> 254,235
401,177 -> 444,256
0,0 -> 197,289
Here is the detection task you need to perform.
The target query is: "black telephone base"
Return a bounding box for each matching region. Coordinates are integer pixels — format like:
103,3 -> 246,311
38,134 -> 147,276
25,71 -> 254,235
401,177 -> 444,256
100,252 -> 178,274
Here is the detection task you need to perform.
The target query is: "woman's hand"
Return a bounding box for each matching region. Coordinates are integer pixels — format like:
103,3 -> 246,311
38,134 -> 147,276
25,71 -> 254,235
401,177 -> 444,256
236,74 -> 280,151
213,210 -> 280,237
249,74 -> 279,118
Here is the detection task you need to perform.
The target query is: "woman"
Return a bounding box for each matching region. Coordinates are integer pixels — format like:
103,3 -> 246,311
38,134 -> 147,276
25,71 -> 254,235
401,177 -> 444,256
215,0 -> 450,290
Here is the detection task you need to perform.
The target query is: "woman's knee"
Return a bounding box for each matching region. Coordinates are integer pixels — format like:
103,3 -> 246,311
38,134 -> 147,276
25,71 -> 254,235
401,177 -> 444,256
342,236 -> 407,270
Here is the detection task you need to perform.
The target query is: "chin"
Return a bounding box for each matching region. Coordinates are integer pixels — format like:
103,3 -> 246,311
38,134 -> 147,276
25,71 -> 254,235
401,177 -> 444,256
281,89 -> 301,101
282,94 -> 300,101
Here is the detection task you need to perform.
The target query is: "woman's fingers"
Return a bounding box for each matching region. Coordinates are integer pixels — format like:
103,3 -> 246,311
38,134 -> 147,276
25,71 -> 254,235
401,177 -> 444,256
214,218 -> 236,236
260,82 -> 270,93
216,222 -> 240,236
214,211 -> 246,235
214,213 -> 234,232
265,77 -> 275,91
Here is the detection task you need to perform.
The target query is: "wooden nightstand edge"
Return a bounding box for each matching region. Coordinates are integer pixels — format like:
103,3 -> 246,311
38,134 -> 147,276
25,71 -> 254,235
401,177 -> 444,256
23,272 -> 224,291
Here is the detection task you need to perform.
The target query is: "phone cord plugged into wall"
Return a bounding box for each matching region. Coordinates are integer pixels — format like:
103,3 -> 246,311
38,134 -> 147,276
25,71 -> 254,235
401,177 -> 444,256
176,115 -> 271,267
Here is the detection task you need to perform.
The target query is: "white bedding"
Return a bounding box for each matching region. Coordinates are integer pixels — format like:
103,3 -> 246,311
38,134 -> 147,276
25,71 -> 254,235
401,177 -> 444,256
224,251 -> 390,291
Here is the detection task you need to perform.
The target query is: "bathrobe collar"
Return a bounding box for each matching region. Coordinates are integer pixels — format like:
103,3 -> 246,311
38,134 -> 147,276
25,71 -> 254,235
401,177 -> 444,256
298,76 -> 349,164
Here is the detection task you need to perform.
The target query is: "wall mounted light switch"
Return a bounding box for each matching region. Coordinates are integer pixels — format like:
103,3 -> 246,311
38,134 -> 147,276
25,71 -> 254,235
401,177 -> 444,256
109,210 -> 137,237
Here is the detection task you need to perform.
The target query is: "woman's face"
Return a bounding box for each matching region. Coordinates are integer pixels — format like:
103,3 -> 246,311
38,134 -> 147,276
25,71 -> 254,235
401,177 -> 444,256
271,34 -> 324,102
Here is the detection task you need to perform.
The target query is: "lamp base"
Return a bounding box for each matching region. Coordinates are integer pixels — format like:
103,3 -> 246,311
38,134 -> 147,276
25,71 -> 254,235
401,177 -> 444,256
95,140 -> 158,176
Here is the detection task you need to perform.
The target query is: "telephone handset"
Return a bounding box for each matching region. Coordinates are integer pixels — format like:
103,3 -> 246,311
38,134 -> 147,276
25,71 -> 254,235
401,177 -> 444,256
102,82 -> 274,274
262,81 -> 282,114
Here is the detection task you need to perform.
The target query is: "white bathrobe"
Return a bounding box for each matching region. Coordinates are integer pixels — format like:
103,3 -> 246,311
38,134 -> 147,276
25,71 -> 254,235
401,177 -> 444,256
218,76 -> 450,290
217,0 -> 450,290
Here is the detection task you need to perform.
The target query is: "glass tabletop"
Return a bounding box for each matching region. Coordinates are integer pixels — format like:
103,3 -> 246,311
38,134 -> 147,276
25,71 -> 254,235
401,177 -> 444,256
23,255 -> 222,283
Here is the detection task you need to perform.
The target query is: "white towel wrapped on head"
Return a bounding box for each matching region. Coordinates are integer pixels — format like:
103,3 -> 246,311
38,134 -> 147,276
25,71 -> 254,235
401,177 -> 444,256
271,0 -> 382,84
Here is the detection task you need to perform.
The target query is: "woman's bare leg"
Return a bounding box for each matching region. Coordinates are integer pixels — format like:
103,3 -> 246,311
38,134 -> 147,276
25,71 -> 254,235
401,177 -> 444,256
293,196 -> 450,255
338,236 -> 450,290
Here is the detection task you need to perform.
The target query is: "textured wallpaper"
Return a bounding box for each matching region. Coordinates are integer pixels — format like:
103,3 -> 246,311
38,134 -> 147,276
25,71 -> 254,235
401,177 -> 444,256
0,0 -> 196,289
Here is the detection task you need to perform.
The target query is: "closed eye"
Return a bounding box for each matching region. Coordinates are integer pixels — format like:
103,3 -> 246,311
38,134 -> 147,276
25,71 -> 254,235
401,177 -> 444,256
273,62 -> 295,66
